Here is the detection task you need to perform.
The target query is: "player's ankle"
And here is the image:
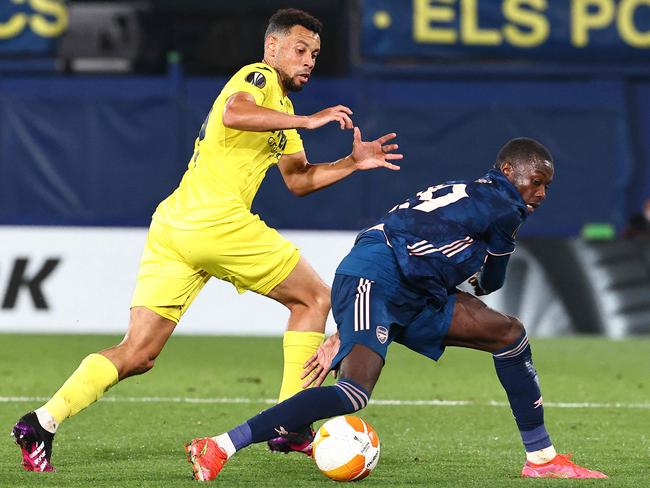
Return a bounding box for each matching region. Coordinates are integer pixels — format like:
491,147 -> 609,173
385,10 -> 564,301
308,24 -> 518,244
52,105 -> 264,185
212,433 -> 236,459
526,445 -> 557,464
34,407 -> 58,434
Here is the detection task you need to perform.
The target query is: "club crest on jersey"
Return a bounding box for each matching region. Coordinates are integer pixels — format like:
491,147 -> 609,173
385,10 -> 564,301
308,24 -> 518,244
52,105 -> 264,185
245,71 -> 266,88
376,326 -> 388,344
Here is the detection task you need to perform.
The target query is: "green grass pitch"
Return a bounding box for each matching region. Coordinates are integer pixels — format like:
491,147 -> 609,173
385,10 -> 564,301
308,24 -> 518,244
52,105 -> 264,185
0,334 -> 648,487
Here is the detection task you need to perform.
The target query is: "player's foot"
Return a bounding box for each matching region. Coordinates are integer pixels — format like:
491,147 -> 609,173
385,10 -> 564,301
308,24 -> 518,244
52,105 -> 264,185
185,437 -> 228,481
267,425 -> 315,456
11,411 -> 56,472
521,453 -> 608,479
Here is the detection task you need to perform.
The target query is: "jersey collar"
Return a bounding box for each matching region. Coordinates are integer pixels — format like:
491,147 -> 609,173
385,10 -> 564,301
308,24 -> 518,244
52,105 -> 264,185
258,62 -> 287,97
486,169 -> 528,217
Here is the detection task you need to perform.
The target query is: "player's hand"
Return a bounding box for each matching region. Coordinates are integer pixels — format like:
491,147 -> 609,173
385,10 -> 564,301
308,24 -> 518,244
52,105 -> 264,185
301,332 -> 341,388
350,127 -> 402,171
468,273 -> 488,296
304,105 -> 354,130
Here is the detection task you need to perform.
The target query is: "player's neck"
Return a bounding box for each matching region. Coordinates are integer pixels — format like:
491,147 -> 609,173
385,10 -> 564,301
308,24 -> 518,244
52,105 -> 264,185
261,57 -> 288,96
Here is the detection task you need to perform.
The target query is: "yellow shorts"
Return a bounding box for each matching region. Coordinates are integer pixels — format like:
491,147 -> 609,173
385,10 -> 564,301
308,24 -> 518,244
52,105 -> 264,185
131,213 -> 300,323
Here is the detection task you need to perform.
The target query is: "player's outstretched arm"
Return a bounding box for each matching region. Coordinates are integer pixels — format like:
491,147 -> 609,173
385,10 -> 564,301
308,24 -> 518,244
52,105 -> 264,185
303,105 -> 354,130
278,127 -> 402,196
223,92 -> 354,132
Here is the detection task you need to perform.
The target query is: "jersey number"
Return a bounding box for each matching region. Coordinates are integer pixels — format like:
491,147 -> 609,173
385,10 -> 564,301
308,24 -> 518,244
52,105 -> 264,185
392,184 -> 468,213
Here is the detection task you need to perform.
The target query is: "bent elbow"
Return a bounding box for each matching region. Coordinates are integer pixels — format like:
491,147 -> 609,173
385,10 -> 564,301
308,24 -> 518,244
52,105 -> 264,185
222,108 -> 237,129
283,177 -> 310,197
287,184 -> 308,197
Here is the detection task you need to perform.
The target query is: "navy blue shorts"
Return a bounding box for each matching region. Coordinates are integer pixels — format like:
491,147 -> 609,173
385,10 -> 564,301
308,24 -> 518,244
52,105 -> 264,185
330,273 -> 456,370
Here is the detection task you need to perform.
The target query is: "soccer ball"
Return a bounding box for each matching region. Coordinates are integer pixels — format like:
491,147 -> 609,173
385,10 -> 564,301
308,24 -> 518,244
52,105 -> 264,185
312,415 -> 380,482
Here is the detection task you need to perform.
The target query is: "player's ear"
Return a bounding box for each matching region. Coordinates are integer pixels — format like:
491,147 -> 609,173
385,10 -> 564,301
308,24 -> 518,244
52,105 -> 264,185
265,34 -> 279,58
500,161 -> 514,179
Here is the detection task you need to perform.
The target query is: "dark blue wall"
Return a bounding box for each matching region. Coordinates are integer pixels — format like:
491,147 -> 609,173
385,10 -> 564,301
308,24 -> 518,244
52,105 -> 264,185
1,72 -> 647,236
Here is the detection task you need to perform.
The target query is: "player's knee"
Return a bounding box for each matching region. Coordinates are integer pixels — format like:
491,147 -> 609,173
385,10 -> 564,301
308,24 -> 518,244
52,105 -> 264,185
499,316 -> 526,349
292,282 -> 330,316
117,346 -> 158,377
312,286 -> 331,316
134,355 -> 157,375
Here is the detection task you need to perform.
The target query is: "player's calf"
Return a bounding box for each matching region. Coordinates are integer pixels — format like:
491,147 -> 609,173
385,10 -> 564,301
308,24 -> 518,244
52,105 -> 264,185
492,331 -> 554,455
267,379 -> 369,456
246,378 -> 370,449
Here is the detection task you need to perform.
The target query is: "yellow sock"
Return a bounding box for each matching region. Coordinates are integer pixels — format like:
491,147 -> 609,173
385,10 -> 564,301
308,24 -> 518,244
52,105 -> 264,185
278,331 -> 324,402
42,353 -> 119,425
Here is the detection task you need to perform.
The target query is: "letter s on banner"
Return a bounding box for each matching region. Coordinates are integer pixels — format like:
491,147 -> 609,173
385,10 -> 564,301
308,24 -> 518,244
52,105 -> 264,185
503,0 -> 550,48
29,0 -> 69,38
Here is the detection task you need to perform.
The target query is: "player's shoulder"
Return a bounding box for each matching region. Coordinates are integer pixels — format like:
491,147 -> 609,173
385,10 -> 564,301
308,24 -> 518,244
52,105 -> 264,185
461,174 -> 495,201
469,171 -> 526,219
469,170 -> 509,200
229,62 -> 277,90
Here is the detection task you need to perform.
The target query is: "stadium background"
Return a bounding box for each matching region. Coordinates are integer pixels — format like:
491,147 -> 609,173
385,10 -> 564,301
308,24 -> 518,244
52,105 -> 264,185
1,0 -> 650,338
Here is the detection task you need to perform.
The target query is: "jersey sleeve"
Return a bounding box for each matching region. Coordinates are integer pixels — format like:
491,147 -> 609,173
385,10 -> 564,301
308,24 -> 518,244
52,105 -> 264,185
478,254 -> 510,293
486,210 -> 523,256
281,98 -> 304,154
221,66 -> 272,106
283,128 -> 304,155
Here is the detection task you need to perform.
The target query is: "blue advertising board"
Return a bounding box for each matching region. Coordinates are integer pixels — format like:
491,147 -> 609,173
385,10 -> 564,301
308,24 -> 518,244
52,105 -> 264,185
0,0 -> 67,54
361,0 -> 650,62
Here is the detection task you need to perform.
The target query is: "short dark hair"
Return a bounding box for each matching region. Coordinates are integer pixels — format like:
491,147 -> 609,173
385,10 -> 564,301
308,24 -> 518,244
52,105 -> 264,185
494,137 -> 553,170
265,8 -> 322,38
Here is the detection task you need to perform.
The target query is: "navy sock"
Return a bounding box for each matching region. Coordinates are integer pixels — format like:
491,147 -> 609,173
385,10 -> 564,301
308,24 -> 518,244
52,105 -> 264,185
492,332 -> 552,452
227,422 -> 252,451
227,379 -> 369,452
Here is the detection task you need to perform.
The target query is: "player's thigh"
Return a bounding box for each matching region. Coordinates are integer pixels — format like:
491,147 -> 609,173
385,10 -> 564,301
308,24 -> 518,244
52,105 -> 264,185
443,291 -> 524,352
177,213 -> 301,297
131,220 -> 211,323
121,306 -> 176,352
392,294 -> 456,362
266,256 -> 330,309
329,276 -> 394,390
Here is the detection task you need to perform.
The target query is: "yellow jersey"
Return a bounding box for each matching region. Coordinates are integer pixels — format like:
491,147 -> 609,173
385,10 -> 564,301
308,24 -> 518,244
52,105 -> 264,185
153,62 -> 304,229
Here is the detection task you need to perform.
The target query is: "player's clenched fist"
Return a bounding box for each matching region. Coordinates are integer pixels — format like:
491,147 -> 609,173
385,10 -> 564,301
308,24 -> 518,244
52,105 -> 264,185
303,105 -> 354,130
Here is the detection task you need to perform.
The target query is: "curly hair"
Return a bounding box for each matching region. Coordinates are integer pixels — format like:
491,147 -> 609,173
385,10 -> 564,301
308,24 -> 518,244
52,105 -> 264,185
265,8 -> 322,38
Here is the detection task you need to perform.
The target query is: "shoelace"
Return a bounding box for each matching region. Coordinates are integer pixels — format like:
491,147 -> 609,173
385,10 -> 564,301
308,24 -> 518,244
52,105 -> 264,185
555,453 -> 574,465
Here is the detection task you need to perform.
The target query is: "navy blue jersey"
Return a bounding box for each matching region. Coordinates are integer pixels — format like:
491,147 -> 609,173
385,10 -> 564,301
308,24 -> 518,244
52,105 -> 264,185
339,169 -> 527,307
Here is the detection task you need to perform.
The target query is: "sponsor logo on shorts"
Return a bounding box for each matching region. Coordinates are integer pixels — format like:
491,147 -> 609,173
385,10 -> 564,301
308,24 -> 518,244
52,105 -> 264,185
245,71 -> 266,88
376,325 -> 388,344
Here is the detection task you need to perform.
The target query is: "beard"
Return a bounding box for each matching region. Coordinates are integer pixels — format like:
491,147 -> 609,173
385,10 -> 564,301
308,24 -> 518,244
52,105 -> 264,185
278,69 -> 304,92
